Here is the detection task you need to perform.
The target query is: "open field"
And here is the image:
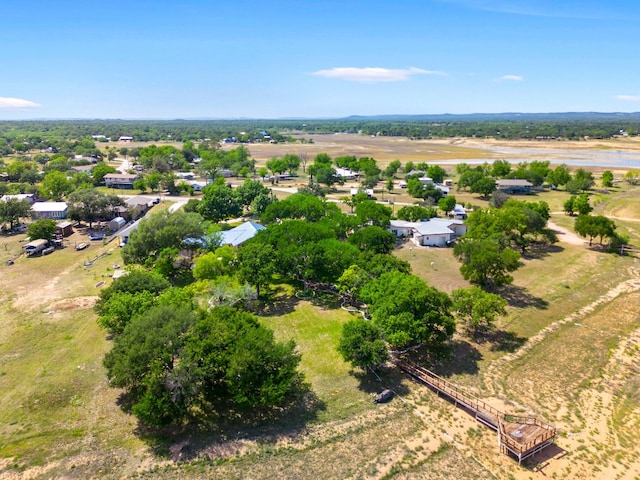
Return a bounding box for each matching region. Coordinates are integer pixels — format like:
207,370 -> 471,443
2,138 -> 640,479
239,133 -> 640,171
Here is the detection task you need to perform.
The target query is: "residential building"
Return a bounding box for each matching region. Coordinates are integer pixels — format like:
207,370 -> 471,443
389,218 -> 467,247
1,193 -> 35,205
31,201 -> 68,220
496,179 -> 533,194
104,173 -> 140,189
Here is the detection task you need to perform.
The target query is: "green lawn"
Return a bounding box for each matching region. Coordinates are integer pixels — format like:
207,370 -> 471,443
259,298 -> 376,421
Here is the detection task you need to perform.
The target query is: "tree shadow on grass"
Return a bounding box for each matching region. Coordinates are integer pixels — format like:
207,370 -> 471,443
474,329 -> 528,353
492,284 -> 549,309
251,285 -> 300,317
521,243 -> 564,260
351,363 -> 411,399
427,339 -> 483,378
128,382 -> 326,463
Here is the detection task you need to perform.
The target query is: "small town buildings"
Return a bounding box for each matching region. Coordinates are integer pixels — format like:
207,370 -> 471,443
389,218 -> 467,247
55,221 -> 74,237
1,193 -> 36,205
496,179 -> 533,194
31,201 -> 68,220
104,173 -> 140,189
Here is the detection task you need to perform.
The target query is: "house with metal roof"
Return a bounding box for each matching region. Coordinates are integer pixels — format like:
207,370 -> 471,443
219,221 -> 266,247
389,218 -> 466,247
496,179 -> 533,194
31,201 -> 68,220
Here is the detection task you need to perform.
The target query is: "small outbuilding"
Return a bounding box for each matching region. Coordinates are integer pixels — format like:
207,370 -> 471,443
24,238 -> 49,256
55,221 -> 74,237
108,216 -> 126,232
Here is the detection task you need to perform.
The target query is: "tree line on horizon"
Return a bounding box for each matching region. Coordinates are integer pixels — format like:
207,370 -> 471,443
2,116 -> 640,148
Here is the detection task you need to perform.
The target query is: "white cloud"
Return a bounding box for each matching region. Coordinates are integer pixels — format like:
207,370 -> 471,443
497,75 -> 523,82
436,1 -> 637,20
312,67 -> 446,83
0,97 -> 41,109
615,95 -> 640,102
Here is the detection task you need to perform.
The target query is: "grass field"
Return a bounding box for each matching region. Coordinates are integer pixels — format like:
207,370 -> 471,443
2,137 -> 640,479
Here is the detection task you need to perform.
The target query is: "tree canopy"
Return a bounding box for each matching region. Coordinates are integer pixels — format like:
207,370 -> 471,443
121,210 -> 207,264
103,305 -> 302,426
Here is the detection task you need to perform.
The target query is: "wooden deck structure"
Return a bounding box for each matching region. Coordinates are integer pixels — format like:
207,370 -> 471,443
394,358 -> 557,464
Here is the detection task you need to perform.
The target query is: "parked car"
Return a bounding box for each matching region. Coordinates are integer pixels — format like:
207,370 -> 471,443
88,232 -> 106,241
75,242 -> 89,251
42,246 -> 55,255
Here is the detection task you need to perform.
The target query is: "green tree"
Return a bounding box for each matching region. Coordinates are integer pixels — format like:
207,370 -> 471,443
359,271 -> 454,352
40,171 -> 72,200
198,182 -> 242,222
96,291 -> 156,335
193,245 -> 236,280
347,225 -> 396,254
573,194 -> 592,216
470,177 -> 497,199
236,241 -> 276,297
0,198 -> 31,230
235,179 -> 270,210
103,304 -> 198,426
563,196 -> 575,216
266,157 -> 288,176
67,189 -> 124,227
396,205 -> 437,222
601,170 -> 614,188
451,286 -> 507,334
145,173 -> 162,192
354,200 -> 391,227
438,195 -> 457,216
490,159 -> 511,178
574,214 -> 617,246
92,162 -> 117,184
427,165 -> 447,183
547,164 -> 572,187
26,218 -> 56,240
121,210 -> 206,264
338,319 -> 388,370
453,238 -> 521,287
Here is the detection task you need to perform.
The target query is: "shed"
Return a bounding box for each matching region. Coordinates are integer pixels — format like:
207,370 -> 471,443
55,221 -> 74,237
108,216 -> 126,231
24,239 -> 49,256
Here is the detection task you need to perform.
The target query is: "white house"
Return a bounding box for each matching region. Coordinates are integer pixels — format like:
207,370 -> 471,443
31,202 -> 68,220
335,168 -> 359,180
188,181 -> 207,192
176,172 -> 196,180
389,218 -> 467,247
1,193 -> 35,205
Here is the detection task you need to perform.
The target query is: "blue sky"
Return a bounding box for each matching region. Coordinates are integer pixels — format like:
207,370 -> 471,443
1,0 -> 639,119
